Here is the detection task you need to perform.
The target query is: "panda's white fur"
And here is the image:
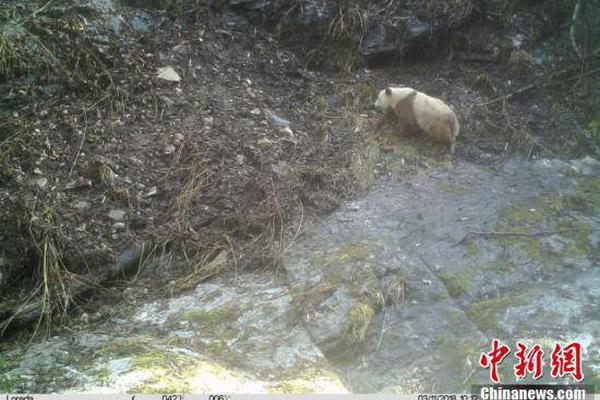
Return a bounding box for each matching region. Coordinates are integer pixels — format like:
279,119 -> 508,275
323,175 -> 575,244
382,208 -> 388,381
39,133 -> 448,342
374,87 -> 460,154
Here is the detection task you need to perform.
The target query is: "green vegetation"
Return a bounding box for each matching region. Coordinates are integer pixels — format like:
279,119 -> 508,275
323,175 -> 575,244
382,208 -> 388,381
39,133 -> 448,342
344,302 -> 375,344
268,379 -> 315,394
496,191 -> 593,263
437,271 -> 471,298
309,242 -> 381,269
181,306 -> 241,340
487,257 -> 516,272
466,295 -> 523,336
464,239 -> 480,258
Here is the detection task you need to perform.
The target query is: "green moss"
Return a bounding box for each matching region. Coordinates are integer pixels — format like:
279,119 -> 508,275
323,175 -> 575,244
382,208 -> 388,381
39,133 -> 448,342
97,340 -> 152,359
125,350 -> 241,393
129,375 -> 191,394
133,350 -> 197,370
437,271 -> 471,298
291,282 -> 339,310
497,193 -> 592,262
576,177 -> 600,212
464,239 -> 480,258
466,295 -> 525,335
554,219 -> 592,258
437,332 -> 479,379
268,379 -> 315,394
309,242 -> 380,269
94,367 -> 113,386
502,195 -> 564,225
344,303 -> 375,344
181,306 -> 240,334
0,358 -> 17,372
0,376 -> 18,393
487,258 -> 516,272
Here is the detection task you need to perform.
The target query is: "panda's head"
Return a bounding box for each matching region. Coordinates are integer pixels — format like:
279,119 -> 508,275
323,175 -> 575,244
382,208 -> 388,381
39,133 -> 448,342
374,87 -> 414,111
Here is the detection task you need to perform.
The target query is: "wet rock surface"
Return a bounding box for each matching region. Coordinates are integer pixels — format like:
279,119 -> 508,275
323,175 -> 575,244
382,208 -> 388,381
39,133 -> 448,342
0,273 -> 347,394
284,156 -> 600,392
1,156 -> 598,392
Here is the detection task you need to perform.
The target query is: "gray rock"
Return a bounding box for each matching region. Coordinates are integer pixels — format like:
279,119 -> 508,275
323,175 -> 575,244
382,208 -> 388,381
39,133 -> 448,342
265,110 -> 290,128
74,201 -> 91,210
31,177 -> 48,189
108,209 -> 126,221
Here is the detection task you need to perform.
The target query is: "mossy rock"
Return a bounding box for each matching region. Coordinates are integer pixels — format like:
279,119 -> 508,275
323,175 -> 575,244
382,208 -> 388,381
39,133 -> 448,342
466,293 -> 533,336
497,193 -> 593,263
309,242 -> 381,269
181,306 -> 241,330
344,302 -> 375,344
437,271 -> 471,298
268,379 -> 315,394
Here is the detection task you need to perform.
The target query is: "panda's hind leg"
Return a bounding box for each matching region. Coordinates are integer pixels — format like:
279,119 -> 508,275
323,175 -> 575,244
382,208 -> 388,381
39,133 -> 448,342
427,122 -> 454,153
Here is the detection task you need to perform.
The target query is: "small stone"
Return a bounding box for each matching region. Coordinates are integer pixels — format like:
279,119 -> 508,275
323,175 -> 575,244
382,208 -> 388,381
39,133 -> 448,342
236,154 -> 245,164
266,110 -> 290,128
174,133 -> 185,141
74,201 -> 91,210
160,95 -> 174,107
348,202 -> 360,211
278,126 -> 294,139
32,177 -> 48,189
203,116 -> 214,127
142,186 -> 158,198
157,66 -> 181,82
109,209 -> 126,221
65,177 -> 92,190
422,279 -> 432,285
33,168 -> 43,175
257,138 -> 272,146
113,222 -> 126,230
164,145 -> 176,155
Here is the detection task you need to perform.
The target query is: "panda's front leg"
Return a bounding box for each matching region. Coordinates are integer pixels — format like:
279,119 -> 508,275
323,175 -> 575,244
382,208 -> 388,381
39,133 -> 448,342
375,109 -> 396,129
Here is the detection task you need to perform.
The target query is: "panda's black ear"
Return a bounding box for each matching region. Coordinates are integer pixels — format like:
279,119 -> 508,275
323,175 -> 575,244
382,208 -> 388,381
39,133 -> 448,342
385,87 -> 392,95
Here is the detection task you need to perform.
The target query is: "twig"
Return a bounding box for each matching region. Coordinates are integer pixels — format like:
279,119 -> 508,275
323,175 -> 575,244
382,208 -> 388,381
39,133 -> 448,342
32,0 -> 55,17
467,229 -> 574,238
477,66 -> 600,107
570,0 -> 583,60
375,306 -> 387,351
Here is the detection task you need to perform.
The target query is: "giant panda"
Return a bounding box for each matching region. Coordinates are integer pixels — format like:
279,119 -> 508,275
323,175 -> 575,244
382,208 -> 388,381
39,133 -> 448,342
374,87 -> 460,154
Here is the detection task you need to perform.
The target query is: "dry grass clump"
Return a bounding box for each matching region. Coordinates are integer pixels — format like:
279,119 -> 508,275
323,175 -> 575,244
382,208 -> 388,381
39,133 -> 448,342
0,199 -> 91,339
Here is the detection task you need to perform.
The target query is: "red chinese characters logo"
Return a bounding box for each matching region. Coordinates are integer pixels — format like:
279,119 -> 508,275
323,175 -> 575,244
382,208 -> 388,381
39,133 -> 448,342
479,340 -> 584,383
514,342 -> 544,380
479,339 -> 511,383
551,342 -> 584,381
